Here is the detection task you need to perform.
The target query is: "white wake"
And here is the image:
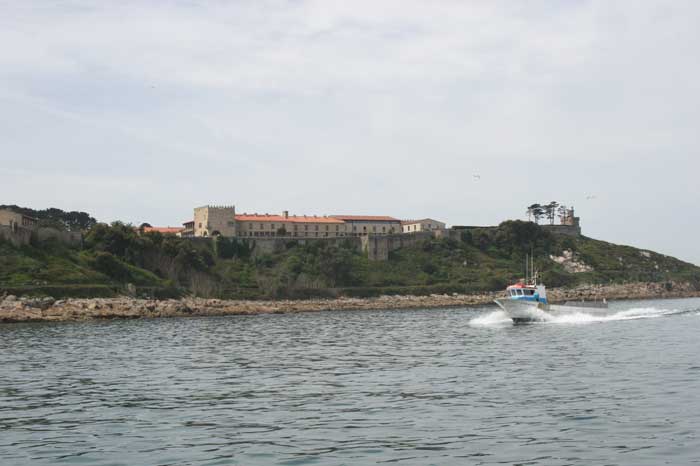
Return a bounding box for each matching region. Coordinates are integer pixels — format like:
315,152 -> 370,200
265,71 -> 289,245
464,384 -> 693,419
469,310 -> 512,326
470,306 -> 683,326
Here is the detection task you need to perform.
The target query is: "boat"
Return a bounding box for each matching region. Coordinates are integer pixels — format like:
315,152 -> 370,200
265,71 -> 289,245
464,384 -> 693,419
494,257 -> 608,323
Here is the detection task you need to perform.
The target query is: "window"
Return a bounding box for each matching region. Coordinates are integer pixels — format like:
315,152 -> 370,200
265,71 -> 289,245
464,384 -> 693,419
516,289 -> 523,296
248,224 -> 253,230
315,225 -> 319,231
335,225 -> 339,231
305,225 -> 308,231
382,226 -> 385,233
198,223 -> 202,228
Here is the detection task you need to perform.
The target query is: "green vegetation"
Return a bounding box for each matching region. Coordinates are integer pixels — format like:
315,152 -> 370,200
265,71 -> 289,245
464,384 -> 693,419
1,216 -> 699,299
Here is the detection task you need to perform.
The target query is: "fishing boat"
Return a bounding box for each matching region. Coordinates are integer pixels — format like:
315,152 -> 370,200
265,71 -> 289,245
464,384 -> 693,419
494,256 -> 608,323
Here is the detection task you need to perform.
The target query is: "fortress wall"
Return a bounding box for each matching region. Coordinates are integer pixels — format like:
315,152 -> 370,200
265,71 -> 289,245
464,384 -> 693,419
36,228 -> 82,247
247,236 -> 363,257
0,225 -> 32,247
541,224 -> 581,237
362,231 -> 434,261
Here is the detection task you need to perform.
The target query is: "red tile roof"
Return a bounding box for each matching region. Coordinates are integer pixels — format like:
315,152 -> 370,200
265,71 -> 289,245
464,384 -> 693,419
330,215 -> 400,222
235,214 -> 344,224
143,226 -> 184,234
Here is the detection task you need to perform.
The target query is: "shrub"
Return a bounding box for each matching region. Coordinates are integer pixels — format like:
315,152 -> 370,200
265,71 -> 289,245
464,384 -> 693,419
91,252 -> 132,282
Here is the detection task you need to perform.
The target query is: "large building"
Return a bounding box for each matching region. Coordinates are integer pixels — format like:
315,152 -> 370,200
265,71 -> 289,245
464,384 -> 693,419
236,212 -> 346,238
329,215 -> 402,236
183,206 -> 407,238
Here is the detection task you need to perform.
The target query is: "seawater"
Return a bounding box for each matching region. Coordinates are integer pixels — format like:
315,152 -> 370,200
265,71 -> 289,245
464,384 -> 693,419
1,298 -> 700,465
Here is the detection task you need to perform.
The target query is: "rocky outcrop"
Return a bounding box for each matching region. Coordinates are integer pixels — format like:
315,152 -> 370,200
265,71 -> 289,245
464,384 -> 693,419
1,281 -> 698,323
549,249 -> 594,273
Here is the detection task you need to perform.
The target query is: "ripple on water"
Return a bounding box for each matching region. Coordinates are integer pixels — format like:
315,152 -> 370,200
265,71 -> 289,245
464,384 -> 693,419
0,298 -> 699,465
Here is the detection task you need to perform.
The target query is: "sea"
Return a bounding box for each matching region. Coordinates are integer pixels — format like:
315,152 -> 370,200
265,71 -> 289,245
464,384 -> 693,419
1,297 -> 699,465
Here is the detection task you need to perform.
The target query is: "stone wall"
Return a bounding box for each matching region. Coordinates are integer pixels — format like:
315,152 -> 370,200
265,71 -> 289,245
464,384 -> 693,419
541,224 -> 581,237
0,225 -> 32,247
362,231 -> 434,261
0,225 -> 83,248
0,210 -> 23,228
193,205 -> 236,237
248,236 -> 363,256
36,228 -> 83,247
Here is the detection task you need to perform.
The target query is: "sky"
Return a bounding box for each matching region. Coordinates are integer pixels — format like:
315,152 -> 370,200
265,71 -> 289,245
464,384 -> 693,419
1,0 -> 699,264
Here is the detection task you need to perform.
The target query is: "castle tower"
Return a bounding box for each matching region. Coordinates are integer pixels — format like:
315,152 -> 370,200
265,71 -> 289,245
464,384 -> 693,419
193,205 -> 236,237
561,207 -> 580,228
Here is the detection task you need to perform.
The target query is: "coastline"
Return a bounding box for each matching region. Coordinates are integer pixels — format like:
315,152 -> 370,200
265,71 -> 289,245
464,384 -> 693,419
1,281 -> 698,323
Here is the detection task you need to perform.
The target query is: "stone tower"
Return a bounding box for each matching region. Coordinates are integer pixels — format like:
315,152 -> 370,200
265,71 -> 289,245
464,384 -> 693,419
560,207 -> 580,228
193,205 -> 236,237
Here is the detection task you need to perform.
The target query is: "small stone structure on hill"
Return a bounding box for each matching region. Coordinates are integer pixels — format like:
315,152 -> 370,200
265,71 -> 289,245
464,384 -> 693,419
541,207 -> 581,237
0,208 -> 82,247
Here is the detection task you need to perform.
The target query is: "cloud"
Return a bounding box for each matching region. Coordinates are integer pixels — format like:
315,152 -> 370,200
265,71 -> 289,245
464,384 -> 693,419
0,0 -> 699,263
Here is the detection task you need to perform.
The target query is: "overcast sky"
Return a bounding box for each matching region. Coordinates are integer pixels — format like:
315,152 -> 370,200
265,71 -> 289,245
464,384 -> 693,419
1,0 -> 698,264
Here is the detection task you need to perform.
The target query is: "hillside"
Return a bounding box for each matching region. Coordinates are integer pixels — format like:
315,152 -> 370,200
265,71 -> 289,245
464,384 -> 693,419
1,218 -> 699,299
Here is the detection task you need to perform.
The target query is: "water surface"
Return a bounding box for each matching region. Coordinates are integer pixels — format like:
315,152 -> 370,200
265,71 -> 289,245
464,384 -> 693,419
2,298 -> 700,465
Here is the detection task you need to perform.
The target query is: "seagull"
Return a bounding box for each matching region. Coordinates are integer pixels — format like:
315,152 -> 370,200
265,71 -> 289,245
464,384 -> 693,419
473,174 -> 481,181
586,195 -> 597,200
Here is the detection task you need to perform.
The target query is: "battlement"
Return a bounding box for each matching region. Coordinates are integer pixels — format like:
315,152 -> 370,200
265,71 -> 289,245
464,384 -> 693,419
199,205 -> 235,210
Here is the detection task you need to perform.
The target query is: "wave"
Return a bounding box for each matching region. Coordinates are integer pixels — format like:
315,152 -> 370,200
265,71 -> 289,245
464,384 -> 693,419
470,306 -> 684,326
468,310 -> 512,326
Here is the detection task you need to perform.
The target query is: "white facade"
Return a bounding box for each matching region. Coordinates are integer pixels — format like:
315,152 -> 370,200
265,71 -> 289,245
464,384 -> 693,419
401,218 -> 446,233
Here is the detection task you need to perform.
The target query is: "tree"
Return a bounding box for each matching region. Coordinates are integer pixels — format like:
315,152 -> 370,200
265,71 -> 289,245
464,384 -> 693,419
527,204 -> 545,224
544,201 -> 559,225
557,205 -> 569,224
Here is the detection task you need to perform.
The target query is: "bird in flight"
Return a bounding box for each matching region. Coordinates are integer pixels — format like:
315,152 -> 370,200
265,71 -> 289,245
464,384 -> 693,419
586,195 -> 597,200
473,174 -> 481,181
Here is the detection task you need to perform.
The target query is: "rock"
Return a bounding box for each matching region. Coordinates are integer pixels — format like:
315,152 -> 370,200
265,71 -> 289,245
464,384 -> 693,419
125,283 -> 137,296
23,297 -> 55,310
4,295 -> 17,302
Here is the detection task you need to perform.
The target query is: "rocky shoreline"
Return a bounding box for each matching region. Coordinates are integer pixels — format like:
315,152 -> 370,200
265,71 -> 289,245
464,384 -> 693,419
1,281 -> 698,323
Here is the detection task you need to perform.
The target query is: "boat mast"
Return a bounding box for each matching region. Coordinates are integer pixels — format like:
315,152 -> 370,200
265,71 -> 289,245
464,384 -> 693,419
525,254 -> 530,285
